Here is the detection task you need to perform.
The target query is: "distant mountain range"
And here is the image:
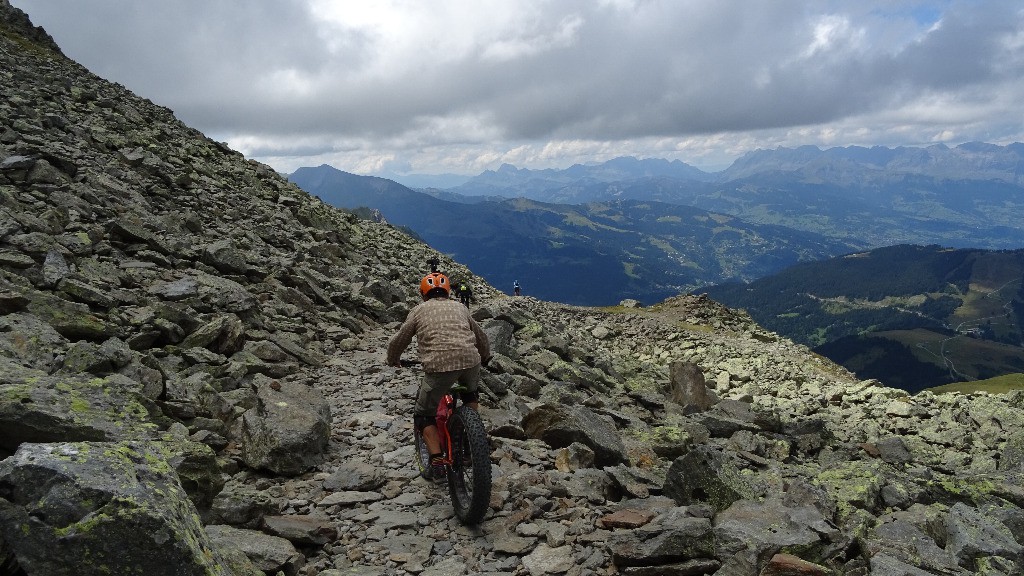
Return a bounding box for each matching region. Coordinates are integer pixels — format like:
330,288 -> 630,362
443,142 -> 1024,196
441,156 -> 714,198
438,142 -> 1024,249
288,165 -> 852,305
290,141 -> 1024,305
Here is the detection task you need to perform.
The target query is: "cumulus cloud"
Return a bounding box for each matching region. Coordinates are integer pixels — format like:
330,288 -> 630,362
11,0 -> 1024,175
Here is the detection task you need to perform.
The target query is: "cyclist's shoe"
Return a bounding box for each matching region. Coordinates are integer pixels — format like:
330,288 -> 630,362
422,464 -> 444,482
426,455 -> 447,483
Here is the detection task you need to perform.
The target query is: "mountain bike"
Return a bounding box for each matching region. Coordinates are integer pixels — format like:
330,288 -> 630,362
402,360 -> 492,525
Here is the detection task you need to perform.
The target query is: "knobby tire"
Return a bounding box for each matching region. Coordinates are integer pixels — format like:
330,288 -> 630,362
413,428 -> 431,480
446,406 -> 491,525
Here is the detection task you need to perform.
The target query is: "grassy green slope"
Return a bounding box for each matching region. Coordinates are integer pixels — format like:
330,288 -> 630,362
927,373 -> 1024,394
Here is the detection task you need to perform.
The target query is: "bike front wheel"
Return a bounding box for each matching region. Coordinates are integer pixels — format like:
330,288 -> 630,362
447,406 -> 492,524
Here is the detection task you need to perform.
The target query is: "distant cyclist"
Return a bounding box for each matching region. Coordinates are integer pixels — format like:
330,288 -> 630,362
387,271 -> 491,479
456,281 -> 473,307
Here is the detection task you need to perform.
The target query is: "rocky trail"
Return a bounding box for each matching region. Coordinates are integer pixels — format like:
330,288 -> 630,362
214,322 -> 628,576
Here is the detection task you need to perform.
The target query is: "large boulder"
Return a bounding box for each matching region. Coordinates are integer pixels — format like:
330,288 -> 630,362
863,517 -> 965,575
61,336 -> 133,374
0,359 -> 156,454
262,514 -> 338,547
607,511 -> 717,568
25,290 -> 115,340
153,433 -> 226,511
206,479 -> 280,528
0,441 -> 260,576
693,398 -> 782,437
164,371 -> 232,419
668,361 -> 713,413
945,502 -> 1023,570
0,312 -> 68,372
205,524 -> 305,576
1001,431 -> 1024,471
202,239 -> 251,276
322,460 -> 387,492
714,498 -> 840,564
148,272 -> 257,314
180,313 -> 246,355
663,445 -> 765,512
481,318 -> 516,358
522,402 -> 626,467
239,377 -> 331,475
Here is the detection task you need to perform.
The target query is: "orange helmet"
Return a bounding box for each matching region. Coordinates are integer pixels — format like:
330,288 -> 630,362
419,272 -> 450,297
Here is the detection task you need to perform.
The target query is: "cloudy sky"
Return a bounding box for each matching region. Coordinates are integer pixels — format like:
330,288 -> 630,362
11,1 -> 1024,180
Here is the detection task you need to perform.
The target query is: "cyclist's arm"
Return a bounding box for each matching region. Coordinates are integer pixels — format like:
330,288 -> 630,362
386,315 -> 418,366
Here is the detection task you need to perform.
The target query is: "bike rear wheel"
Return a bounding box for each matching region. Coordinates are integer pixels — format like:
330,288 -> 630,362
446,406 -> 492,524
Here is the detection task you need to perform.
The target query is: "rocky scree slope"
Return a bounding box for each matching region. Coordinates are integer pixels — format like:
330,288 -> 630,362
2,3 -> 1024,575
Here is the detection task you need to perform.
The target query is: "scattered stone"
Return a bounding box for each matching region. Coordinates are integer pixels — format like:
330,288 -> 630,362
205,524 -> 304,576
262,514 -> 338,546
522,544 -> 575,575
599,508 -> 657,528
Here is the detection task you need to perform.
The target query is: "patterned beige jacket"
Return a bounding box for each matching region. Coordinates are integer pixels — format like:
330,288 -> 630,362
386,297 -> 491,373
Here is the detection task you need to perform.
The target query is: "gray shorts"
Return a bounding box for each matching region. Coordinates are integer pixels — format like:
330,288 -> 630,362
415,364 -> 480,418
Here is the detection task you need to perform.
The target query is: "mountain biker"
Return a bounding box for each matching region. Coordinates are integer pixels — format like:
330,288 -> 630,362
456,281 -> 472,307
386,271 -> 491,480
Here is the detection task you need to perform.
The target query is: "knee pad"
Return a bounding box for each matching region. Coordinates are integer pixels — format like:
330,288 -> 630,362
414,414 -> 433,431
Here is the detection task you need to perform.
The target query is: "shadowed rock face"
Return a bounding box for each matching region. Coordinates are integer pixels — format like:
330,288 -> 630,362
2,3 -> 1024,575
0,441 -> 258,576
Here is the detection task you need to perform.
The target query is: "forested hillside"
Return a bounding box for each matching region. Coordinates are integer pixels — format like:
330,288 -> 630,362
706,245 -> 1024,391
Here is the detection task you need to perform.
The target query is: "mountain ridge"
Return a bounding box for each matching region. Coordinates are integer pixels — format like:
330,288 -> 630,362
429,143 -> 1024,251
719,142 -> 1024,184
290,164 -> 859,305
428,141 -> 1024,199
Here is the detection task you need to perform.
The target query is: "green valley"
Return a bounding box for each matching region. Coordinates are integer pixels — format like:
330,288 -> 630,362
706,245 -> 1024,392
